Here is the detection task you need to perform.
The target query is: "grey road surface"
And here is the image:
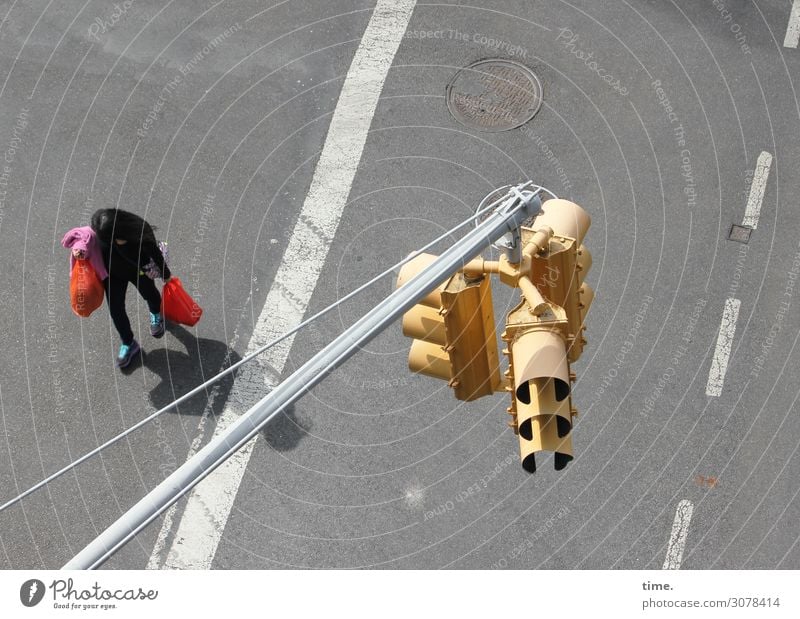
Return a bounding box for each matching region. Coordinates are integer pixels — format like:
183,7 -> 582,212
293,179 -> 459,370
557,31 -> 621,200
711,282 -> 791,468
0,0 -> 798,570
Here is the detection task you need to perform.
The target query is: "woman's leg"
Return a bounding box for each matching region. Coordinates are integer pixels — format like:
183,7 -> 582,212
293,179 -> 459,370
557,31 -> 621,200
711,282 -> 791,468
104,276 -> 134,345
134,275 -> 162,314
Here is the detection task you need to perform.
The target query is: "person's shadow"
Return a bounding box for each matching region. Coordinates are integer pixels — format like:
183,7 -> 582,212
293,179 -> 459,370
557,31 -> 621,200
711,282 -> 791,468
143,324 -> 306,452
143,324 -> 239,417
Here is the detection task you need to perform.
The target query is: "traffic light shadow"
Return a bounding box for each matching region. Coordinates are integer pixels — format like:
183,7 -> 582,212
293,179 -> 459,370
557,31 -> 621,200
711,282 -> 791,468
142,323 -> 240,417
258,403 -> 305,453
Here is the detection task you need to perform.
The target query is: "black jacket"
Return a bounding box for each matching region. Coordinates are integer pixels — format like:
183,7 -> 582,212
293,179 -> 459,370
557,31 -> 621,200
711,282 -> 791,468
101,239 -> 171,281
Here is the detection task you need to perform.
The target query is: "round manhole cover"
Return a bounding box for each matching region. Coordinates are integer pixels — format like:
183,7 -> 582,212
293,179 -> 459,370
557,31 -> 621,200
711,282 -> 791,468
446,59 -> 543,132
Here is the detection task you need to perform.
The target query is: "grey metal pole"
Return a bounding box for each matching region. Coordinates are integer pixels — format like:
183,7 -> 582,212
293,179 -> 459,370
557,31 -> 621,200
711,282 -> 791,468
63,185 -> 541,569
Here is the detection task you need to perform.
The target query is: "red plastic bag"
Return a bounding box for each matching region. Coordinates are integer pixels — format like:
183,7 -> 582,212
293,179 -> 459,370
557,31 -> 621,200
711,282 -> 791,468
162,277 -> 202,326
70,258 -> 104,318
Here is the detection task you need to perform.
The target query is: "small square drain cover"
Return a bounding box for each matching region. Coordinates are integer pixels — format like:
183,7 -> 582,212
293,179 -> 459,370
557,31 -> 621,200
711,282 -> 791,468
729,224 -> 752,244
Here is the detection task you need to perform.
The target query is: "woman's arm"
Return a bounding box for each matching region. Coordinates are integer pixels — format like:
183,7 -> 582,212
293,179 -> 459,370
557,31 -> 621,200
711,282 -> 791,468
146,241 -> 171,280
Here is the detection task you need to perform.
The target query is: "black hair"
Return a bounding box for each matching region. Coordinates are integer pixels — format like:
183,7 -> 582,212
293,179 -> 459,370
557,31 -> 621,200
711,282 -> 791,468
90,209 -> 158,247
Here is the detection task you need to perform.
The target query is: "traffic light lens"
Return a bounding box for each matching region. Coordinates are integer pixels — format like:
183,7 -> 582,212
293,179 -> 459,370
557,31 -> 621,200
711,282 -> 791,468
522,453 -> 536,473
519,418 -> 533,441
516,380 -> 532,405
519,415 -> 571,442
557,415 -> 571,438
554,378 -> 569,402
521,450 -> 573,473
554,452 -> 572,471
515,377 -> 570,404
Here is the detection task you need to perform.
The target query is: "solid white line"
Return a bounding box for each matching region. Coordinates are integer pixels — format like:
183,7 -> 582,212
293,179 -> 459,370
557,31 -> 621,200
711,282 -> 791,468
742,151 -> 772,229
147,0 -> 417,570
663,500 -> 694,569
784,1 -> 800,48
705,298 -> 741,397
145,326 -> 247,568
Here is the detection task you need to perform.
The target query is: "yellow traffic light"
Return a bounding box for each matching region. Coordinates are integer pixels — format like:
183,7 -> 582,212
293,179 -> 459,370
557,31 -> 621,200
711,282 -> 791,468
524,198 -> 593,362
397,194 -> 592,472
504,299 -> 576,472
397,253 -> 502,401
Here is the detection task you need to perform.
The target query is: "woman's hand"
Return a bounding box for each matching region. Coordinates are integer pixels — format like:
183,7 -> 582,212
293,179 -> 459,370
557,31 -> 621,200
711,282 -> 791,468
72,248 -> 86,259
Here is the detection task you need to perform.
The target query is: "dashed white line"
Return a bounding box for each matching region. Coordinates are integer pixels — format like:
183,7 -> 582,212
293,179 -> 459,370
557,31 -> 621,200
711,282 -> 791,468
742,151 -> 772,230
705,298 -> 741,397
784,1 -> 800,48
147,0 -> 418,570
663,499 -> 694,569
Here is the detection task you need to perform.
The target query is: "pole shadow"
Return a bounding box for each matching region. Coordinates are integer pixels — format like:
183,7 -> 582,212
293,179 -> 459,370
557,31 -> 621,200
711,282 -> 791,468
143,324 -> 307,452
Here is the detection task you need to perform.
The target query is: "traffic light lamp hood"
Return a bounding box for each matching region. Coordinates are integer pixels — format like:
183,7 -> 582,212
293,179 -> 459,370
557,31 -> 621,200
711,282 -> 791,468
398,253 -> 502,402
512,329 -> 571,404
529,198 -> 591,246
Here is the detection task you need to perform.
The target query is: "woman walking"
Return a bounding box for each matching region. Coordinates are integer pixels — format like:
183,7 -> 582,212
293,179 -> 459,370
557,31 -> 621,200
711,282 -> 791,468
81,209 -> 171,368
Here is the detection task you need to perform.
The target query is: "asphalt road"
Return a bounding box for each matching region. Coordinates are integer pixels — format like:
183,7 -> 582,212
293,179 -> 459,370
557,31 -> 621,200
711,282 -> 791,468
0,0 -> 798,571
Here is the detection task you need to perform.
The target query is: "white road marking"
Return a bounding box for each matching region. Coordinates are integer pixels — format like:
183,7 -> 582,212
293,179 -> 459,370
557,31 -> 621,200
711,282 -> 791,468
145,327 -> 246,569
663,499 -> 694,569
784,1 -> 800,48
147,0 -> 417,570
705,298 -> 741,397
742,151 -> 772,230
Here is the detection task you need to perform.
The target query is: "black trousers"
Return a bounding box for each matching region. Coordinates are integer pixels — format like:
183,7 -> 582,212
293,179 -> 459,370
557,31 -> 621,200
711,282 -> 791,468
104,274 -> 162,345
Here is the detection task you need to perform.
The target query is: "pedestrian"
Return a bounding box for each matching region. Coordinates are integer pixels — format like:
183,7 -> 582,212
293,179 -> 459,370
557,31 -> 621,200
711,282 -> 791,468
85,209 -> 171,368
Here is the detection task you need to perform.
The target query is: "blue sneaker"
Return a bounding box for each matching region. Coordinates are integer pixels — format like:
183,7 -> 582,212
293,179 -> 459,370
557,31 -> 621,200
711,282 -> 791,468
116,340 -> 141,368
150,312 -> 165,338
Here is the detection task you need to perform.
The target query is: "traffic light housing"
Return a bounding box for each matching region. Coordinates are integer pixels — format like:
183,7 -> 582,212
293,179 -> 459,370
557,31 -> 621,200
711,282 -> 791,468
503,198 -> 591,472
504,299 -> 576,472
397,253 -> 502,401
396,195 -> 592,473
525,199 -> 593,362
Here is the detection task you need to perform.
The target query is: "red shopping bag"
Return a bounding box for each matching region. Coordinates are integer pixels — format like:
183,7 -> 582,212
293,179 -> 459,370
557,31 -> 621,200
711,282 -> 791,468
162,277 -> 202,326
70,258 -> 104,318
